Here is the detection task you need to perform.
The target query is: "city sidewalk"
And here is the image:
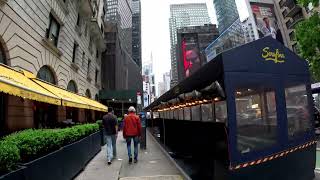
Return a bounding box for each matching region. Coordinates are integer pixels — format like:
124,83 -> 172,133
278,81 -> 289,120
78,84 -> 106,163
74,131 -> 183,180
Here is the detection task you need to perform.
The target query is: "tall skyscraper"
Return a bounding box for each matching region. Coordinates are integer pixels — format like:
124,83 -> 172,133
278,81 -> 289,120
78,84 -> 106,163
205,0 -> 245,61
169,3 -> 211,87
101,0 -> 143,114
142,53 -> 156,107
213,0 -> 240,33
132,0 -> 142,67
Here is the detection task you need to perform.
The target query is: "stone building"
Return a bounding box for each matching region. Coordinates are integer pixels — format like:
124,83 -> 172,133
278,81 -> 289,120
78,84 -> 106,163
0,0 -> 106,133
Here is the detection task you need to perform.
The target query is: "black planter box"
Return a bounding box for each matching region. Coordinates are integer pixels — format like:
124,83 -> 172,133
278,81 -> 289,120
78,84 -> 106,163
19,131 -> 101,180
0,167 -> 26,180
23,148 -> 64,180
99,129 -> 106,146
90,132 -> 102,157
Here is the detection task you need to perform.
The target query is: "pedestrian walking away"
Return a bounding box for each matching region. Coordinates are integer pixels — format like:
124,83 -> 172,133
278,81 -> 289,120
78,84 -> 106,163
102,107 -> 118,165
123,106 -> 142,164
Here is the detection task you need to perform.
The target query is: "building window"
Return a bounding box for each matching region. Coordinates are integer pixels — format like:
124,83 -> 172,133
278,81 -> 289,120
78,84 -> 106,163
289,31 -> 295,41
87,59 -> 91,75
191,105 -> 201,121
89,38 -> 93,54
82,51 -> 86,66
47,14 -> 60,46
76,13 -> 80,26
72,42 -> 78,63
236,87 -> 277,154
37,65 -> 56,84
67,80 -> 77,93
95,68 -> 99,83
215,100 -> 227,122
85,89 -> 91,98
285,84 -> 312,139
84,24 -> 88,36
0,42 -> 6,65
96,50 -> 99,59
95,94 -> 99,101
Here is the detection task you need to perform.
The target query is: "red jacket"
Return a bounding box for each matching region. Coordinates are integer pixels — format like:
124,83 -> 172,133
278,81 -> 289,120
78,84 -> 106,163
123,113 -> 142,138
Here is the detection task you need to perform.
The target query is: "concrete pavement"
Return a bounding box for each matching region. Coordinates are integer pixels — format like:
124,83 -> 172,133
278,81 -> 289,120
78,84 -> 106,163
74,131 -> 183,180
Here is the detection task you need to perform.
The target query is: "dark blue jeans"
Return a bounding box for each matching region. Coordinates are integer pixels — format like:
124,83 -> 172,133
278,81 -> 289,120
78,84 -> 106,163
126,136 -> 139,159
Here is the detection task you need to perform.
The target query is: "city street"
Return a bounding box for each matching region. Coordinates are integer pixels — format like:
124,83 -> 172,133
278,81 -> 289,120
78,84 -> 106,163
0,0 -> 319,179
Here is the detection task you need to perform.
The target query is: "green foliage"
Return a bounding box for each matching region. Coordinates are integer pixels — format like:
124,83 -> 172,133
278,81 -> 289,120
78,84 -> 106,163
297,0 -> 319,7
0,123 -> 99,174
296,13 -> 320,81
0,141 -> 20,174
96,120 -> 103,129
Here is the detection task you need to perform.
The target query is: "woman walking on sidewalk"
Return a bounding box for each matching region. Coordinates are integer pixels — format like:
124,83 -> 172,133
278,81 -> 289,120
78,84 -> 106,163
123,106 -> 142,164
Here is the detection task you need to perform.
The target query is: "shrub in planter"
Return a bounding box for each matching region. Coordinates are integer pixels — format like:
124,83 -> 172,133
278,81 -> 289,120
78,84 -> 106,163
0,140 -> 20,174
3,124 -> 99,163
96,120 -> 103,129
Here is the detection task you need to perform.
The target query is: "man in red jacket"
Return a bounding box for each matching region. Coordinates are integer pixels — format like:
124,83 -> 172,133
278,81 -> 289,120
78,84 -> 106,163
123,106 -> 142,164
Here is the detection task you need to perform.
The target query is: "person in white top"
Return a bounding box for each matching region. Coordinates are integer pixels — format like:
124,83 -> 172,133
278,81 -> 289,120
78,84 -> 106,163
261,17 -> 277,39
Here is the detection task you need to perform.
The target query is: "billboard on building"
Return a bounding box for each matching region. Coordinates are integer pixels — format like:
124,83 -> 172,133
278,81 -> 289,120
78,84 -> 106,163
249,1 -> 284,44
179,33 -> 203,79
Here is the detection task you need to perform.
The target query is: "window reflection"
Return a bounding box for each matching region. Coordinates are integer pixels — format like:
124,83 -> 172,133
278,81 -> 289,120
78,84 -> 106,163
191,105 -> 201,121
201,103 -> 213,122
215,101 -> 227,123
184,107 -> 191,120
236,87 -> 277,154
285,84 -> 312,139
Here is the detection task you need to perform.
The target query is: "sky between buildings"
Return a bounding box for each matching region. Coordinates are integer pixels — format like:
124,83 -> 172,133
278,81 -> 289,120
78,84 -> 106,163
141,0 -> 249,96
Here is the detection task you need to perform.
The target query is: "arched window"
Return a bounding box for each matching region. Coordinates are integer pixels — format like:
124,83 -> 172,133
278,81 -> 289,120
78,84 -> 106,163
0,41 -> 6,65
67,80 -> 78,93
85,89 -> 91,98
95,94 -> 99,101
37,66 -> 56,84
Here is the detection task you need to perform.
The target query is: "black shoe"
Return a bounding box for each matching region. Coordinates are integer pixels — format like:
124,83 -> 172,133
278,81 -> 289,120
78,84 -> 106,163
134,159 -> 138,163
108,161 -> 112,165
129,158 -> 132,164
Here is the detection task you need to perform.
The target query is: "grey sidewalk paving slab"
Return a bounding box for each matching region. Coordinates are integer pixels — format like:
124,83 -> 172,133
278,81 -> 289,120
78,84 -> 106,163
119,175 -> 183,180
74,131 -> 182,180
119,131 -> 182,179
74,139 -> 123,180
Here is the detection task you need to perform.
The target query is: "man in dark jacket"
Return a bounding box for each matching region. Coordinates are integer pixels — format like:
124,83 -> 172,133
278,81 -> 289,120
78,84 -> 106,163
102,107 -> 117,165
123,106 -> 142,164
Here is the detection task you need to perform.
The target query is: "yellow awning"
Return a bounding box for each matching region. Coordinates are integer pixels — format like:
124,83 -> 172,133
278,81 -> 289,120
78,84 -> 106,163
33,79 -> 107,112
76,95 -> 108,112
32,79 -> 89,110
0,64 -> 61,105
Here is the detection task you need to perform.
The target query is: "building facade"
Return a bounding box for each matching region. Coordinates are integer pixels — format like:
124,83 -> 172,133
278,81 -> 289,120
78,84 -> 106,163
213,0 -> 240,33
101,0 -> 143,115
242,18 -> 256,43
176,24 -> 219,81
169,3 -> 211,87
132,0 -> 141,67
273,0 -> 308,53
0,0 -> 105,132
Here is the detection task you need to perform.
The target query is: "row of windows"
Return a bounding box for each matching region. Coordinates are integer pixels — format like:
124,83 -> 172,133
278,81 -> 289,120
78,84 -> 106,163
36,65 -> 98,99
155,101 -> 227,122
156,84 -> 312,155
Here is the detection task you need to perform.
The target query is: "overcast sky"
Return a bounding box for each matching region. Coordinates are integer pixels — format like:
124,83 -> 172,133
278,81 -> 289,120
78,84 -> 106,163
141,0 -> 249,96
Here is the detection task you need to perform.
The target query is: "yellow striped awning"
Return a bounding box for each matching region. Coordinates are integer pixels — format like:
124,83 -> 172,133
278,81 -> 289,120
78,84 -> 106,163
32,79 -> 89,110
0,64 -> 61,105
33,79 -> 107,112
76,95 -> 108,112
